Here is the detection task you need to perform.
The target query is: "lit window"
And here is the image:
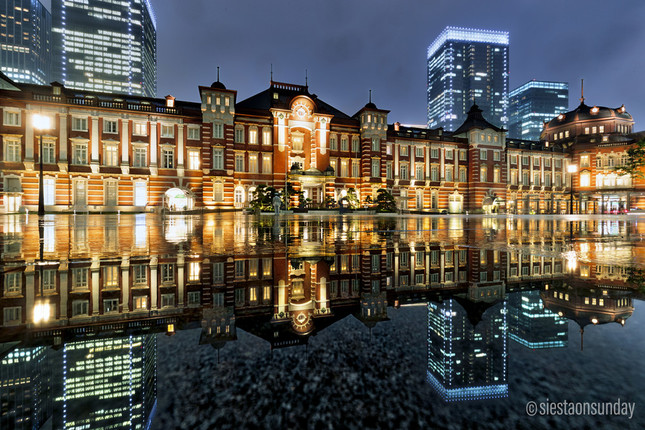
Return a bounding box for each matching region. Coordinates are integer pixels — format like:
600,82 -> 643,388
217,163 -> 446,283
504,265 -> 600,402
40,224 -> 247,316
330,135 -> 337,150
341,136 -> 348,151
213,182 -> 224,202
400,145 -> 408,156
399,163 -> 408,180
480,166 -> 487,182
43,141 -> 55,164
371,159 -> 380,177
133,122 -> 147,136
4,139 -> 21,162
248,153 -> 258,173
187,149 -> 200,170
480,149 -> 487,160
262,154 -> 272,173
188,261 -> 200,282
371,138 -> 380,152
72,142 -> 88,165
352,136 -> 360,152
262,128 -> 271,145
431,148 -> 439,158
161,148 -> 174,168
133,146 -> 147,167
249,127 -> 258,144
580,171 -> 590,187
445,149 -> 453,160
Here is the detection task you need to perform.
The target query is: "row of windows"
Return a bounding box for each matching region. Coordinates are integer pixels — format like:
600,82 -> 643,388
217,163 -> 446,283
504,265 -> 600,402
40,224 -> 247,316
234,126 -> 271,145
2,111 -> 200,139
509,170 -> 563,187
509,154 -> 563,168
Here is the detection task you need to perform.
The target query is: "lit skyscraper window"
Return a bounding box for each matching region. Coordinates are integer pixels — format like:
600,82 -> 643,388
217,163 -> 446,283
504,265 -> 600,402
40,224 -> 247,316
51,0 -> 157,97
0,0 -> 52,85
508,80 -> 569,141
427,26 -> 509,132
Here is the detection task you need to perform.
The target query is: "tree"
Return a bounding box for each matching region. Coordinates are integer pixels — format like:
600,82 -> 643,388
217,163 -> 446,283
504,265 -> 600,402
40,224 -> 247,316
612,138 -> 645,179
345,188 -> 360,209
375,189 -> 397,213
249,185 -> 278,212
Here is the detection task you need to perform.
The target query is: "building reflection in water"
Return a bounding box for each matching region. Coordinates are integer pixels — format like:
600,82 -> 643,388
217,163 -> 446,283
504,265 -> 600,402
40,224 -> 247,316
0,213 -> 644,425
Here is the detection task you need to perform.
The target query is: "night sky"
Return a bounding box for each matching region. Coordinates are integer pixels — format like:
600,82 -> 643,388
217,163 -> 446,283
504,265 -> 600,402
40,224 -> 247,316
154,0 -> 645,130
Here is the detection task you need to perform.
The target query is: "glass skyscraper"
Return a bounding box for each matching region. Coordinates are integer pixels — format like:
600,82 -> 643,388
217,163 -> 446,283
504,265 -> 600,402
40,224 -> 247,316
508,290 -> 568,349
0,0 -> 51,85
427,26 -> 509,132
508,80 -> 569,140
51,0 -> 157,97
427,299 -> 508,401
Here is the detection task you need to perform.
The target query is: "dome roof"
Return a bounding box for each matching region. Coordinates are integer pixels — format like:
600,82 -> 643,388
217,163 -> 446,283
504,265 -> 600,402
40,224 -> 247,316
545,102 -> 632,129
364,101 -> 377,109
210,80 -> 226,90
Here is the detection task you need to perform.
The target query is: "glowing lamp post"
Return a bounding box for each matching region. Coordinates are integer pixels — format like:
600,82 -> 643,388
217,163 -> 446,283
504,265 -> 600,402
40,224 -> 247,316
33,114 -> 52,216
567,164 -> 578,215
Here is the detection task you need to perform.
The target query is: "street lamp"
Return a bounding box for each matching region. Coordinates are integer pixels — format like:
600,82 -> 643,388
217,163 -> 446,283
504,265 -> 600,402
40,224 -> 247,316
33,114 -> 52,216
567,164 -> 578,215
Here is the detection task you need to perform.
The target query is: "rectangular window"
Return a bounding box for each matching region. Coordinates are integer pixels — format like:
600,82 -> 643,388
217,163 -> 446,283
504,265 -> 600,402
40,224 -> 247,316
262,154 -> 272,173
400,164 -> 408,180
161,124 -> 174,138
3,110 -> 21,126
188,291 -> 200,306
352,136 -> 360,152
188,126 -> 200,140
213,182 -> 224,202
262,128 -> 271,145
494,168 -> 500,183
580,155 -> 590,167
213,148 -> 224,170
416,164 -> 424,180
480,166 -> 487,182
555,159 -> 562,168
459,150 -> 467,161
341,136 -> 348,151
599,125 -> 605,133
371,138 -> 380,152
249,128 -> 258,144
43,141 -> 55,164
248,154 -> 258,173
235,154 -> 244,172
161,263 -> 175,283
415,147 -> 424,158
533,157 -> 540,167
103,119 -> 118,134
400,145 -> 408,156
262,258 -> 272,277
134,181 -> 147,207
133,296 -> 147,310
353,160 -> 360,178
522,156 -> 529,166
545,174 -> 552,187
431,165 -> 439,181
161,294 -> 175,308
480,149 -> 487,160
133,147 -> 147,167
371,159 -> 380,177
386,162 -> 392,179
103,265 -> 119,288
400,251 -> 409,268
533,172 -> 540,185
330,135 -> 337,150
161,148 -> 174,168
4,140 -> 20,162
493,151 -> 500,161
522,172 -> 530,186
4,273 -> 21,295
213,262 -> 225,283
104,144 -> 118,166
133,264 -> 147,285
188,261 -> 200,282
445,149 -> 453,160
72,117 -> 88,131
104,298 -> 119,313
235,260 -> 245,278
133,122 -> 147,136
72,300 -> 89,317
445,167 -> 453,182
72,268 -> 88,289
213,123 -> 224,139
459,168 -> 467,183
187,149 -> 200,170
72,143 -> 88,165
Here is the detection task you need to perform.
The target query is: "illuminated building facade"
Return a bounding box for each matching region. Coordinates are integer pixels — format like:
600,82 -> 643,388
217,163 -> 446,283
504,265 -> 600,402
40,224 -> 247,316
427,299 -> 508,401
51,0 -> 157,97
427,26 -> 509,132
541,95 -> 645,213
57,335 -> 157,430
0,346 -> 52,429
0,0 -> 51,85
508,290 -> 568,349
508,80 -> 568,141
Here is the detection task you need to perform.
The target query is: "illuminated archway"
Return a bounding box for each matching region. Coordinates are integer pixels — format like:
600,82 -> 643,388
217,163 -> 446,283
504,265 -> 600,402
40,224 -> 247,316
164,187 -> 195,211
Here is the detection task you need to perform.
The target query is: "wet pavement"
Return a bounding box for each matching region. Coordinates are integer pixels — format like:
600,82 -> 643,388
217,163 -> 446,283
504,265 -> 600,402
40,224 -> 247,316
0,213 -> 644,429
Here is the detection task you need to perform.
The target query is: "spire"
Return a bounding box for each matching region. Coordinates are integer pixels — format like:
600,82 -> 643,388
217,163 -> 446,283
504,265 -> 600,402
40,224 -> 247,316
305,69 -> 308,87
217,66 -> 219,82
270,64 -> 273,81
580,78 -> 585,104
369,89 -> 372,104
580,327 -> 584,351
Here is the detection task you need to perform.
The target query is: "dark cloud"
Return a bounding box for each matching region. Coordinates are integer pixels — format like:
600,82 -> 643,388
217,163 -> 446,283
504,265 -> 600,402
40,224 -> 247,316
154,0 -> 645,129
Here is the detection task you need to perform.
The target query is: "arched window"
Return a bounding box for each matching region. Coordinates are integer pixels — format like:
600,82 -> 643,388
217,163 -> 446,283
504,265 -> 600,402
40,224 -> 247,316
580,171 -> 591,187
234,186 -> 245,208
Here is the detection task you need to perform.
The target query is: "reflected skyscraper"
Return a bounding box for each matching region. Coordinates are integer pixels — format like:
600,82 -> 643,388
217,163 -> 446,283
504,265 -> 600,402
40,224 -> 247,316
508,290 -> 568,349
56,335 -> 157,429
427,299 -> 508,401
0,346 -> 52,429
427,26 -> 509,131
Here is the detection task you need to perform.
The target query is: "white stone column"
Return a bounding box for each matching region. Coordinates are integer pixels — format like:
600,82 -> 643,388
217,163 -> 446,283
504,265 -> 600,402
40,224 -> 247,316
91,117 -> 99,162
91,257 -> 100,315
177,125 -> 184,166
121,257 -> 130,312
59,114 -> 68,162
121,120 -> 129,164
150,256 -> 158,311
25,268 -> 35,323
25,111 -> 34,160
177,253 -> 185,306
59,266 -> 68,318
150,121 -> 158,166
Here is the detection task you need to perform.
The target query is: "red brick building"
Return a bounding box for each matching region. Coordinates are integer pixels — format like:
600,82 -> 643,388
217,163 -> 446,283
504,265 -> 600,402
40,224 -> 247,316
0,72 -> 641,214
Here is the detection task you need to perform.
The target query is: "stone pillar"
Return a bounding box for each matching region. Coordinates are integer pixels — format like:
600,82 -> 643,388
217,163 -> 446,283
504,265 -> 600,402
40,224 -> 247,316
150,256 -> 158,311
121,257 -> 130,312
91,256 -> 100,315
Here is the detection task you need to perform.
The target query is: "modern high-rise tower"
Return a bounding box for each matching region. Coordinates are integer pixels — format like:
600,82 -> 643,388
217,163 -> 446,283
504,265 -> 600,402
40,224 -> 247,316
427,26 -> 509,132
508,80 -> 569,140
0,0 -> 51,85
51,0 -> 157,97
